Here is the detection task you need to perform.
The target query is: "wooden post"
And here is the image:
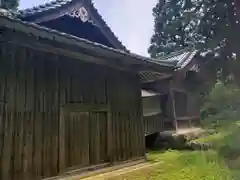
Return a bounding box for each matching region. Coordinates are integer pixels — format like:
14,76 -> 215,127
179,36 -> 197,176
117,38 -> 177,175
169,81 -> 178,131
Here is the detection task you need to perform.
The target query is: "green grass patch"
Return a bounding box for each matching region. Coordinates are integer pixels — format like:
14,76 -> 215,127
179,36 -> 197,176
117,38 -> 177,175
196,120 -> 240,180
107,120 -> 239,179
107,150 -> 232,180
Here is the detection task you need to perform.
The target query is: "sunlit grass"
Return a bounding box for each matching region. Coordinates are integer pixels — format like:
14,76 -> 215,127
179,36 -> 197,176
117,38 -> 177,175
107,150 -> 232,180
107,120 -> 240,180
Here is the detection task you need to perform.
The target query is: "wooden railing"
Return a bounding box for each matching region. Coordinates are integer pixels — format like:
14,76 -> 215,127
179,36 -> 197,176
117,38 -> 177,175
144,113 -> 164,135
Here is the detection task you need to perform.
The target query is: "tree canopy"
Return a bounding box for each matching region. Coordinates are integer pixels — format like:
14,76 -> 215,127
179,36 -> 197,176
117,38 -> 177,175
148,0 -> 240,88
1,0 -> 19,10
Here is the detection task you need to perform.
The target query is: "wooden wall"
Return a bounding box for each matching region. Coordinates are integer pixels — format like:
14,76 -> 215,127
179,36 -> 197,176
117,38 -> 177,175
144,113 -> 164,135
0,39 -> 144,179
173,91 -> 200,129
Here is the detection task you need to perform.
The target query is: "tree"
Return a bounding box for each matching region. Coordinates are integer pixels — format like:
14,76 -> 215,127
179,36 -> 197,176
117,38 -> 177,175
201,81 -> 240,120
148,0 -> 240,88
0,0 -> 19,10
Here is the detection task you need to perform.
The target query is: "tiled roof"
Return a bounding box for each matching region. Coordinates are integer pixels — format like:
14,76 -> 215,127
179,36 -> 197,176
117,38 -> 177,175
17,0 -> 73,17
0,14 -> 175,71
154,48 -> 199,70
15,0 -> 127,50
139,71 -> 172,83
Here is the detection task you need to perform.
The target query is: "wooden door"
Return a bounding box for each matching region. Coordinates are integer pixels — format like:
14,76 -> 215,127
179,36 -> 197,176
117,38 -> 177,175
65,111 -> 90,169
59,105 -> 109,172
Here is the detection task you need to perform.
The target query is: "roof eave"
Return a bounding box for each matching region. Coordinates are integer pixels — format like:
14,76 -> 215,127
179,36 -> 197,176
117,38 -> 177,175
0,15 -> 174,74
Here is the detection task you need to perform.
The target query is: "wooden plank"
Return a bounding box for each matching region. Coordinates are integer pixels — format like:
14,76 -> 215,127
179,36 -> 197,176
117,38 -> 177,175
1,44 -> 15,180
125,113 -> 130,159
42,111 -> 48,178
122,113 -> 126,160
76,114 -> 82,167
107,108 -> 113,163
52,110 -> 59,176
25,50 -> 35,179
71,114 -> 77,167
65,110 -> 69,168
13,112 -> 21,180
97,112 -> 107,163
81,112 -> 89,166
89,112 -> 96,164
53,57 -> 60,175
0,46 -> 7,179
36,54 -> 45,178
25,111 -> 34,180
118,112 -> 123,160
1,111 -> 14,180
46,110 -> 51,178
10,46 -> 19,179
59,107 -> 66,172
33,112 -> 43,179
128,112 -> 133,159
95,112 -> 100,164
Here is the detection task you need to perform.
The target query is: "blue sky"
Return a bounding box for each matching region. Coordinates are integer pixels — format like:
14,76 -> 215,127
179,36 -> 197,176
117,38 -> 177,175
19,0 -> 157,56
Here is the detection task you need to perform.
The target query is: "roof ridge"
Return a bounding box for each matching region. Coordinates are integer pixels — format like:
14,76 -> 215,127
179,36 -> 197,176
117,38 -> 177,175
17,0 -> 71,15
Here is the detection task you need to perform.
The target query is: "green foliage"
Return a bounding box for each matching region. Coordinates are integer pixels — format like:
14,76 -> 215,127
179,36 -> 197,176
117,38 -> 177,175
201,81 -> 240,120
195,121 -> 240,180
149,0 -> 240,85
1,0 -> 19,10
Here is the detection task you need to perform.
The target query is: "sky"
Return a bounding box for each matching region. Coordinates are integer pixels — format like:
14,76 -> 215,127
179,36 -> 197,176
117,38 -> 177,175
19,0 -> 158,56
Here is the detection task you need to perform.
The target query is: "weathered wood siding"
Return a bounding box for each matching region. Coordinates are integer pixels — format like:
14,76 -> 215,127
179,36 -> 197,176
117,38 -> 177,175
142,96 -> 161,116
0,40 -> 144,179
173,91 -> 200,129
142,96 -> 164,135
144,113 -> 164,135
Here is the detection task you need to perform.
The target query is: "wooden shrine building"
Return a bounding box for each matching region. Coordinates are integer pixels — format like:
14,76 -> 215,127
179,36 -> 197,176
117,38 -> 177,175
0,7 -> 174,180
140,49 -> 201,136
0,0 -> 203,179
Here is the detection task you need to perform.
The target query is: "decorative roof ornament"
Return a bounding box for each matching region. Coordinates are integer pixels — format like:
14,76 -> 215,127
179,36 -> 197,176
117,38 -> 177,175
0,8 -> 9,16
68,6 -> 89,22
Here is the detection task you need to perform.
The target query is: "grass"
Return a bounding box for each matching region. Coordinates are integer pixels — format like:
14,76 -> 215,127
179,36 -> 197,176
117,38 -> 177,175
106,120 -> 240,180
106,150 -> 232,180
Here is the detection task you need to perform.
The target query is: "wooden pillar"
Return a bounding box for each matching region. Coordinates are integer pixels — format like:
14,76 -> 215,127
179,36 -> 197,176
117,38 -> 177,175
169,81 -> 178,131
138,82 -> 146,159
